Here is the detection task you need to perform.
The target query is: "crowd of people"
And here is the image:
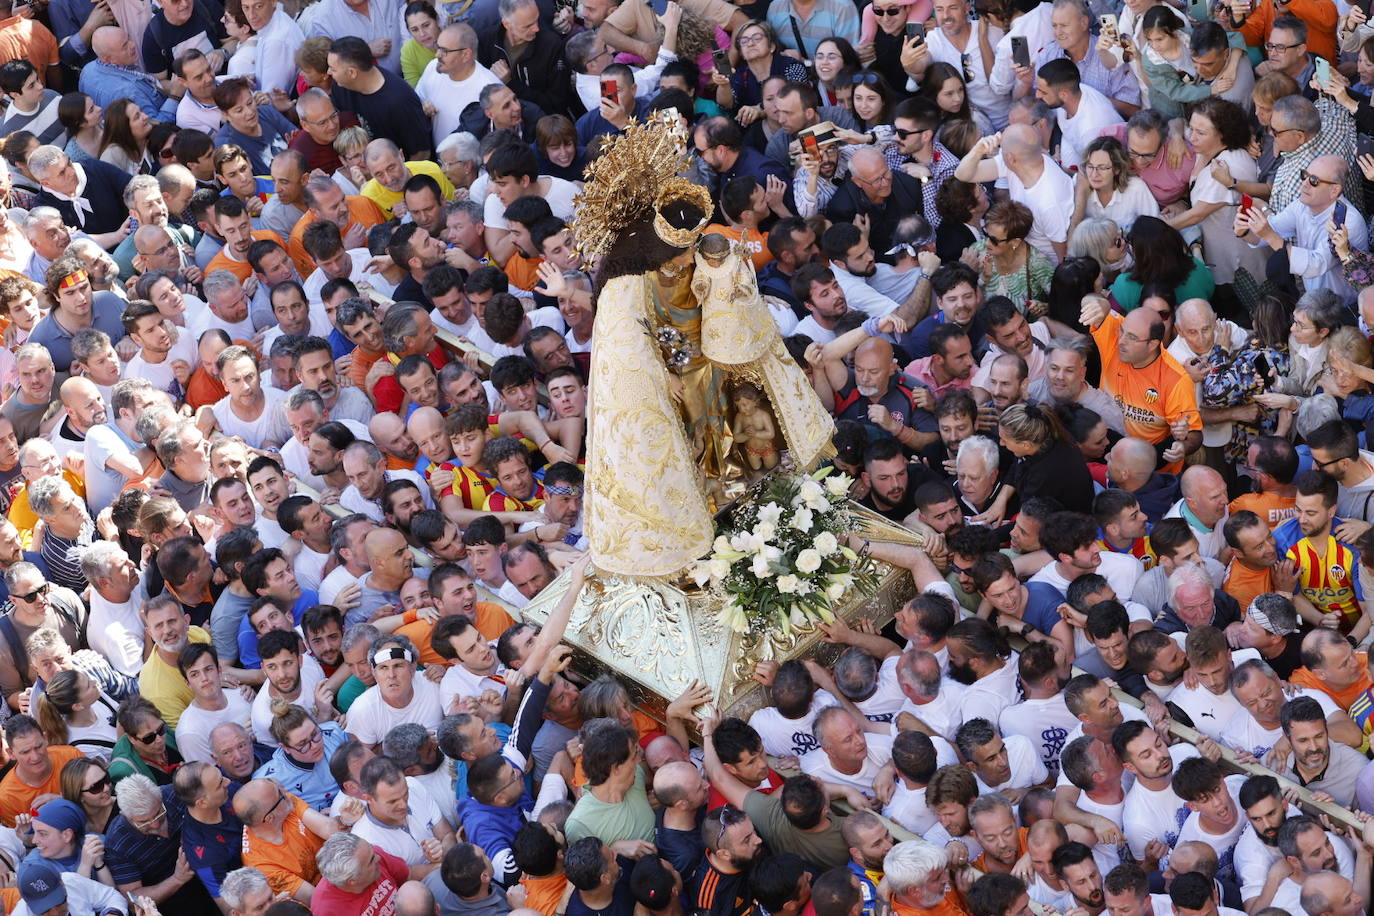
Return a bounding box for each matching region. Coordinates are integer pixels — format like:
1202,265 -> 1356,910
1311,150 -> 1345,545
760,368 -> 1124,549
0,0 -> 1371,912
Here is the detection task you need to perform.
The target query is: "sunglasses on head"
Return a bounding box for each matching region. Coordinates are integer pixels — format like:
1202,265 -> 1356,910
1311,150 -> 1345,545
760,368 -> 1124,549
850,72 -> 880,85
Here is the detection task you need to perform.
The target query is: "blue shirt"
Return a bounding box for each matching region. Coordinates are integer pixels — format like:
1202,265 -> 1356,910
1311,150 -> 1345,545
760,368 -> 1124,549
253,722 -> 349,811
235,589 -> 319,668
216,107 -> 297,174
106,785 -> 187,887
181,798 -> 243,898
78,60 -> 170,120
28,292 -> 128,373
766,0 -> 859,55
1023,582 -> 1066,637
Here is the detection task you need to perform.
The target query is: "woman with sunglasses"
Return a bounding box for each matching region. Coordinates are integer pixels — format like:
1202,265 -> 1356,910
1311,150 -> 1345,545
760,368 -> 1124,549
1160,97 -> 1264,293
148,123 -> 181,170
108,696 -> 183,786
34,669 -> 119,760
1069,136 -> 1159,240
1068,217 -> 1132,286
61,757 -> 119,835
963,200 -> 1053,318
713,21 -> 807,116
255,700 -> 349,811
919,62 -> 992,137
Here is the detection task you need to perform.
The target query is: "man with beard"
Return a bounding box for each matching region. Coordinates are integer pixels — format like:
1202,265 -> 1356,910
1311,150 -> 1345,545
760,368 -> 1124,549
368,412 -> 421,471
1235,775 -> 1304,911
246,456 -> 293,549
1049,844 -> 1106,916
382,480 -> 427,543
819,221 -> 932,323
306,422 -> 358,497
279,496 -> 333,592
1167,626 -> 1259,739
691,805 -> 765,916
1031,511 -> 1144,601
342,441 -> 431,523
903,263 -> 987,362
1272,697 -> 1366,807
1029,340 -> 1125,435
1221,512 -> 1299,610
1259,817 -> 1359,913
382,723 -> 455,830
1115,721 -> 1197,866
956,719 -> 1049,802
1274,471 -> 1364,635
300,605 -> 344,678
859,438 -> 937,522
26,475 -> 94,594
1125,630 -> 1189,697
792,264 -> 851,347
843,811 -> 893,912
905,325 -> 976,401
318,514 -> 373,611
292,337 -> 373,425
946,618 -> 1020,733
51,376 -> 106,462
139,593 -> 211,727
249,628 -> 328,750
819,326 -> 938,452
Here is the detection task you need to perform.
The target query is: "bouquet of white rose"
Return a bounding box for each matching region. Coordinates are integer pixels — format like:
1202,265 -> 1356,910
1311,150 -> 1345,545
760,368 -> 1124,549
692,468 -> 879,636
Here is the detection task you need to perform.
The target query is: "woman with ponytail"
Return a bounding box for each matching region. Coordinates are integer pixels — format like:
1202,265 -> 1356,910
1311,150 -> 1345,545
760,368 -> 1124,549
34,670 -> 118,759
972,402 -> 1096,525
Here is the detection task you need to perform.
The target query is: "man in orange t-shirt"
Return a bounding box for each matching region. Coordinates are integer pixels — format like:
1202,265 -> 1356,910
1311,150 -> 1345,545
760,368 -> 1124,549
1228,436 -> 1298,529
397,566 -> 515,667
0,722 -> 83,827
1087,302 -> 1200,472
1289,628 -> 1373,711
969,797 -> 1027,876
705,175 -> 777,272
1222,510 -> 1299,609
887,840 -> 972,916
289,182 -> 386,278
237,781 -> 354,898
206,197 -> 286,284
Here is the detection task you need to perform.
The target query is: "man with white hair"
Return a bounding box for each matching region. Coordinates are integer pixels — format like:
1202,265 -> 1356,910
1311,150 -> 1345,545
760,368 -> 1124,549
105,773 -> 205,906
1237,155 -> 1368,305
193,269 -> 257,341
29,145 -> 132,244
221,867 -> 274,916
313,830 -> 407,912
955,436 -> 1004,519
21,206 -> 68,283
1155,562 -> 1242,636
801,706 -> 896,798
1028,339 -> 1125,434
436,133 -> 480,195
78,540 -> 145,677
886,840 -> 963,914
416,24 -> 501,146
1168,299 -> 1254,461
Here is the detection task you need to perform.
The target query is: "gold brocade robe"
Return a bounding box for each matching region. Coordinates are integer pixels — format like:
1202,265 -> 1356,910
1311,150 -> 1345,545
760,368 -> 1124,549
585,244 -> 836,578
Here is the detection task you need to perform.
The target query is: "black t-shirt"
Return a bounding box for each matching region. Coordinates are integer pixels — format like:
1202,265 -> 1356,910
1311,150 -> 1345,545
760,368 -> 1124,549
331,71 -> 433,160
392,275 -> 433,311
690,863 -> 756,916
1263,636 -> 1305,680
655,808 -> 704,886
141,0 -> 228,74
859,461 -> 939,522
567,858 -> 637,916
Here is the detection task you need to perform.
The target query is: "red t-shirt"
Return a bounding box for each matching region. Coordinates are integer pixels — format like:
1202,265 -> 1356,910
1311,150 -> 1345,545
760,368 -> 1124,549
310,847 -> 408,916
371,344 -> 451,414
707,767 -> 782,811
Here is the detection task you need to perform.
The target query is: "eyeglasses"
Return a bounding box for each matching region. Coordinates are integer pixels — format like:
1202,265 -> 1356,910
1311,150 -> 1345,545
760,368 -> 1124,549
1263,40 -> 1302,51
82,775 -> 111,795
1126,147 -> 1159,162
11,582 -> 48,604
133,805 -> 167,831
738,32 -> 767,46
1082,163 -> 1114,173
138,723 -> 168,745
1267,125 -> 1302,137
1299,168 -> 1340,187
873,5 -> 903,14
288,726 -> 323,754
893,126 -> 930,139
949,560 -> 974,576
302,110 -> 340,127
263,791 -> 288,822
435,44 -> 470,56
1313,454 -> 1348,469
719,805 -> 750,827
850,72 -> 880,85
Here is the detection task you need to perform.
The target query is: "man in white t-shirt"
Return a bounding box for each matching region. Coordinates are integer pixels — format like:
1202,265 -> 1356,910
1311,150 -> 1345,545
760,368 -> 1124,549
952,124 -> 1073,263
1000,641 -> 1079,778
1222,659 -> 1354,762
1035,59 -> 1123,170
347,634 -> 444,748
416,24 -> 501,146
747,660 -> 840,758
884,730 -> 958,835
1173,758 -> 1248,882
947,617 -> 1021,725
1117,721 -> 1199,862
800,706 -> 896,797
1031,512 -> 1144,604
955,718 -> 1049,799
1169,626 -> 1259,740
349,755 -> 454,873
249,628 -> 327,747
832,643 -> 905,723
895,648 -> 965,742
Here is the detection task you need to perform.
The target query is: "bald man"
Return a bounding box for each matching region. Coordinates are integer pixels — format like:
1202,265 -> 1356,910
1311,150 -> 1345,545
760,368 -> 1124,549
1081,295 -> 1201,469
370,412 -> 421,469
817,315 -> 936,451
349,527 -> 418,628
82,27 -> 172,120
953,124 -> 1075,262
1026,820 -> 1075,906
1164,466 -> 1230,560
407,407 -> 448,466
654,760 -> 708,878
1168,300 -> 1255,462
53,376 -> 108,462
1105,437 -> 1181,526
1301,869 -> 1370,916
825,146 -> 928,258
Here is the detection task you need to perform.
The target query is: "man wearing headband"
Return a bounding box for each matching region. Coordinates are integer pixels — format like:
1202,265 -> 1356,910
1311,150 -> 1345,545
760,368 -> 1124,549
519,461 -> 587,551
345,634 -> 441,751
30,255 -> 130,376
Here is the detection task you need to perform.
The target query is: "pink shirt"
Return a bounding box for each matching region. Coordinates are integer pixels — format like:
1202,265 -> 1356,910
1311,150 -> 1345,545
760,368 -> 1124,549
904,356 -> 974,398
1099,123 -> 1196,207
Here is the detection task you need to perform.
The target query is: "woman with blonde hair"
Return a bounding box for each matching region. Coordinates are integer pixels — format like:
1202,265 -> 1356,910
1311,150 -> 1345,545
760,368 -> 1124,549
60,757 -> 118,834
974,403 -> 1095,525
34,669 -> 118,759
256,699 -> 349,811
332,125 -> 371,195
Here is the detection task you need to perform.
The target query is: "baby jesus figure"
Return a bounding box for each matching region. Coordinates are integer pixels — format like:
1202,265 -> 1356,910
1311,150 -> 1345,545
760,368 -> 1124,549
732,381 -> 779,472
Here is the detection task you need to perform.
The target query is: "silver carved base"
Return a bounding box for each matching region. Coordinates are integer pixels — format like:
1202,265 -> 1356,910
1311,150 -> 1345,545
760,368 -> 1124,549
522,505 -> 919,723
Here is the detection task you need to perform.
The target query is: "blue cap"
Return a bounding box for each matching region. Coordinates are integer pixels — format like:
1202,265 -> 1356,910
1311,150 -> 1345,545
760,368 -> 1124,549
18,861 -> 66,913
